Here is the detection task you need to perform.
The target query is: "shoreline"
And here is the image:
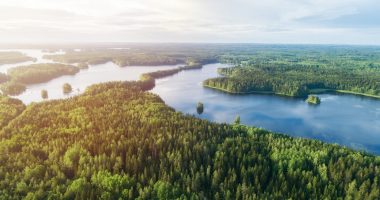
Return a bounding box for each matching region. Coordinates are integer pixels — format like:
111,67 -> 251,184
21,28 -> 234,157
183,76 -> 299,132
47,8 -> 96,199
335,90 -> 380,99
204,84 -> 380,99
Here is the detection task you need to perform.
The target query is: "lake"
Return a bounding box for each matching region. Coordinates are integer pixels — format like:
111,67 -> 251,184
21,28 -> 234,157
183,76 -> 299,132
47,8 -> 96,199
152,63 -> 380,154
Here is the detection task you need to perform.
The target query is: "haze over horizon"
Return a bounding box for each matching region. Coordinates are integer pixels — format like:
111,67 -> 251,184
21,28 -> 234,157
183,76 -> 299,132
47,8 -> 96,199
0,0 -> 379,45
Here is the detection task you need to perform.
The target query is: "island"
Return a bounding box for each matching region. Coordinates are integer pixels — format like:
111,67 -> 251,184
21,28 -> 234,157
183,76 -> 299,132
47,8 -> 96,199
0,81 -> 26,96
0,63 -> 80,95
63,83 -> 73,94
139,61 -> 205,85
0,51 -> 35,65
306,95 -> 321,104
7,63 -> 80,84
43,47 -> 218,67
43,49 -> 181,66
196,102 -> 204,114
77,62 -> 89,69
41,89 -> 48,99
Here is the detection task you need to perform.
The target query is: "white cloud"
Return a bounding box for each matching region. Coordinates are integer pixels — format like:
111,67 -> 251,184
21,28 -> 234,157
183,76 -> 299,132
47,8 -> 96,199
0,0 -> 378,44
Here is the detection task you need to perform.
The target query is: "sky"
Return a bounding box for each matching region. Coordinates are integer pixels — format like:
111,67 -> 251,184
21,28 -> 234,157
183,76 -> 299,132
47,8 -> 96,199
0,0 -> 379,45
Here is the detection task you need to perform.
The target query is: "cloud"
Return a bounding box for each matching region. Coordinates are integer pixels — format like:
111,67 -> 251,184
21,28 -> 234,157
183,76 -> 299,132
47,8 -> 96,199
0,0 -> 378,44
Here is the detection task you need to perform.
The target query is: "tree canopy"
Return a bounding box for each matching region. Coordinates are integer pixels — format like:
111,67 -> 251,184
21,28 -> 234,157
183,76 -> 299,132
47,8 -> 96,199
0,80 -> 378,199
204,45 -> 380,98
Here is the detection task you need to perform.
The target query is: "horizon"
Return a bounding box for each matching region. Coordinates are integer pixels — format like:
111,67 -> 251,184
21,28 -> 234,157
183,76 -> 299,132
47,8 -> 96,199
1,42 -> 380,48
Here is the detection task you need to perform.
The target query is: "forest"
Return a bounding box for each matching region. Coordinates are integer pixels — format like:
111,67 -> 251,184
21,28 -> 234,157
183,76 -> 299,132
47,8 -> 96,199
0,64 -> 80,95
43,49 -> 182,67
204,45 -> 380,98
0,78 -> 378,199
0,95 -> 25,129
7,64 -> 79,85
0,51 -> 35,65
0,73 -> 8,84
42,46 -> 218,67
0,81 -> 26,96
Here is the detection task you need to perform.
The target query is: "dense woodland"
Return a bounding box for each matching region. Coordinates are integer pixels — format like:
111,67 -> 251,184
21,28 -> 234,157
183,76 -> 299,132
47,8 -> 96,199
0,95 -> 25,129
204,45 -> 380,97
0,79 -> 378,199
0,64 -> 80,96
7,64 -> 79,85
43,47 -> 218,67
204,64 -> 380,97
0,81 -> 26,96
43,50 -> 182,67
0,51 -> 35,65
306,95 -> 321,105
0,73 -> 8,84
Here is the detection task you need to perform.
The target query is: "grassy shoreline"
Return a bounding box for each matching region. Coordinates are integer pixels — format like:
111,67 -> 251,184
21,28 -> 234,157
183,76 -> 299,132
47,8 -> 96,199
203,84 -> 275,95
335,90 -> 380,99
205,85 -> 380,99
204,84 -> 304,98
309,88 -> 380,99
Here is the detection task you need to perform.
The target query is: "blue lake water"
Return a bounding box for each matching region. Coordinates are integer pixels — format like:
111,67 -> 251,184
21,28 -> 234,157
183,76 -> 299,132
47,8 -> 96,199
151,63 -> 380,154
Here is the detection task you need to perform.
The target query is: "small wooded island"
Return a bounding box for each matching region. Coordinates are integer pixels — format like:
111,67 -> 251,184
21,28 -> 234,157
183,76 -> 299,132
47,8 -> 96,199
41,89 -> 48,99
306,95 -> 321,105
196,102 -> 204,114
0,51 -> 35,64
63,83 -> 73,94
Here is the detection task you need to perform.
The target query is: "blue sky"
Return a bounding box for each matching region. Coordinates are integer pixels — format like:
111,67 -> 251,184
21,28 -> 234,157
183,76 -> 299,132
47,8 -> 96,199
0,0 -> 379,44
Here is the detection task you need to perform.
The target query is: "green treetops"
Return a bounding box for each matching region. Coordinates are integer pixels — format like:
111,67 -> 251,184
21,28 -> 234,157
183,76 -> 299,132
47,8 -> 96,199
234,115 -> 241,125
63,83 -> 73,94
196,102 -> 204,114
306,95 -> 321,105
41,90 -> 48,99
